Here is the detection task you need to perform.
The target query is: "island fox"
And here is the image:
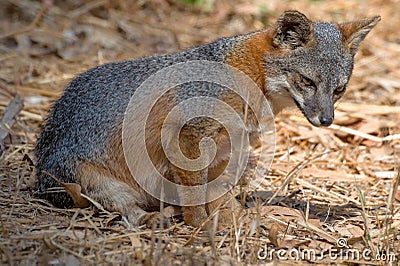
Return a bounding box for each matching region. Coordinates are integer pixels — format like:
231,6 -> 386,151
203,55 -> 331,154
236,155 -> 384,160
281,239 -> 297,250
35,11 -> 380,228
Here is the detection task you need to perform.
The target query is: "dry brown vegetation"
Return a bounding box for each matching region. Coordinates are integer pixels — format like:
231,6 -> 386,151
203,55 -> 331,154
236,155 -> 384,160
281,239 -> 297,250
1,0 -> 399,265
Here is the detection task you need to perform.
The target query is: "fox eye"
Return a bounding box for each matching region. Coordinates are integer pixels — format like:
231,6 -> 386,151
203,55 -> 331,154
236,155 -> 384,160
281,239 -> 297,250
299,74 -> 316,89
334,86 -> 346,94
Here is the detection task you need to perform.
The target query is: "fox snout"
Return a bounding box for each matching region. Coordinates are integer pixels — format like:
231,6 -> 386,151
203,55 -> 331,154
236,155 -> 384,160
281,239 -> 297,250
318,115 -> 333,127
302,106 -> 334,127
300,95 -> 335,127
307,112 -> 334,127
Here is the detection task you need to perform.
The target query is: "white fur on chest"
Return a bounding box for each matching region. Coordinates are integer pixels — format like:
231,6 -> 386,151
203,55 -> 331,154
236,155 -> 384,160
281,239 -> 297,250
266,76 -> 296,114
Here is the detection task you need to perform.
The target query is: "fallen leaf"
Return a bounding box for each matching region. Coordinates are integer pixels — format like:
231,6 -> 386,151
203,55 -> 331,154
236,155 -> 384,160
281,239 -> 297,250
162,206 -> 181,218
355,119 -> 382,135
254,205 -> 305,221
129,235 -> 142,248
347,225 -> 364,238
0,95 -> 23,156
268,223 -> 282,247
268,223 -> 309,248
305,239 -> 334,250
395,189 -> 400,202
361,139 -> 382,147
63,182 -> 90,208
301,168 -> 372,182
307,219 -> 324,228
43,171 -> 90,208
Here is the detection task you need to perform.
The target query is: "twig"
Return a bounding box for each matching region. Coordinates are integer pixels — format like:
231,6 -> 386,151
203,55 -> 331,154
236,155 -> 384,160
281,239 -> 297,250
267,148 -> 334,205
70,0 -> 107,18
0,95 -> 24,158
295,178 -> 360,205
383,168 -> 400,253
0,83 -> 16,97
290,115 -> 400,143
295,219 -> 338,244
0,2 -> 48,39
337,102 -> 400,115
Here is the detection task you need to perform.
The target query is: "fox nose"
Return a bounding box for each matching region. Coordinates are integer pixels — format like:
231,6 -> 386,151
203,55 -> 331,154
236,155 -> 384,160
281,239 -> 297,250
319,115 -> 333,126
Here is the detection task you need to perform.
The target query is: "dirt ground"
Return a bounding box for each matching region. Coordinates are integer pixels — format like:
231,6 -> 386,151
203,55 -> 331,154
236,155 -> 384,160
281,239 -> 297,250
0,0 -> 399,265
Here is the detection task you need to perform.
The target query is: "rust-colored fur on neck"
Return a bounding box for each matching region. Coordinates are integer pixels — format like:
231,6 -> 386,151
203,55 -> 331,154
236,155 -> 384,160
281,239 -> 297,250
224,30 -> 278,94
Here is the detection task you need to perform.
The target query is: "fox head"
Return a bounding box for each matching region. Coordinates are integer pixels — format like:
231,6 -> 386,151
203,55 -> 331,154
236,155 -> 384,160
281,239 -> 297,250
265,11 -> 380,127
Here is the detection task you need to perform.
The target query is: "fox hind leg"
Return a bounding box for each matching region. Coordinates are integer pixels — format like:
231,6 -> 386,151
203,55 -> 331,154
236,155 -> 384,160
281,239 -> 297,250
76,162 -> 169,228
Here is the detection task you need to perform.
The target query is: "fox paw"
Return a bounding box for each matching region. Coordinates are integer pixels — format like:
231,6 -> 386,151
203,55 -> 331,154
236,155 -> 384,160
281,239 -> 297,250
212,204 -> 244,231
140,212 -> 170,229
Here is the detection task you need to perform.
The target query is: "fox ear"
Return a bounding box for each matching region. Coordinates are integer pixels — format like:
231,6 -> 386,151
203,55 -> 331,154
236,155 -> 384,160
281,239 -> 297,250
273,10 -> 314,49
338,16 -> 381,56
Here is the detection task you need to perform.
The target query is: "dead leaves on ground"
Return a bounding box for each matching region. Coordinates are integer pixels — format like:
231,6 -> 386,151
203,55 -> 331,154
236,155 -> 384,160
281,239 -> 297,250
1,0 -> 399,264
42,170 -> 90,208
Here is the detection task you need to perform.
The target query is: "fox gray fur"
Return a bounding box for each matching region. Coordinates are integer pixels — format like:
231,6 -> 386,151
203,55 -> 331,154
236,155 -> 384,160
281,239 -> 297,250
35,11 -> 380,228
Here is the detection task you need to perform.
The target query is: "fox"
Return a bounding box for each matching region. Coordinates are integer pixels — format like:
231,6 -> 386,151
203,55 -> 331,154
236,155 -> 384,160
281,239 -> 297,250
34,11 -> 380,228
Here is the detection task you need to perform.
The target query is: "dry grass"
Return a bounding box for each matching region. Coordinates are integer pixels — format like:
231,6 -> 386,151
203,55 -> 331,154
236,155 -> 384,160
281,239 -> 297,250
0,0 -> 399,264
